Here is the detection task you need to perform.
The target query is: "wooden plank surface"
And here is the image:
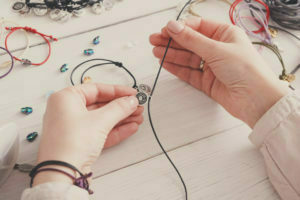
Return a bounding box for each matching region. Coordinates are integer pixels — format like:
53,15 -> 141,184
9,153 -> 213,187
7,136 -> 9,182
0,0 -> 299,199
90,125 -> 279,200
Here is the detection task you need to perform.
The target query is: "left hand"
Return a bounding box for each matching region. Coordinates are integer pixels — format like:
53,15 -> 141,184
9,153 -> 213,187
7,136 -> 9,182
34,83 -> 143,186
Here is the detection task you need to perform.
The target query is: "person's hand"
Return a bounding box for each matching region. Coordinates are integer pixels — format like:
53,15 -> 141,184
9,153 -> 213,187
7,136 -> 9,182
150,17 -> 290,128
34,83 -> 143,186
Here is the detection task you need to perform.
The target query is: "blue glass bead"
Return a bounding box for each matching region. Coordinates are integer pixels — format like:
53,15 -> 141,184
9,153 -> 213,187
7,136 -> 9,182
26,132 -> 38,142
60,64 -> 68,72
93,36 -> 100,45
21,107 -> 33,115
84,49 -> 94,56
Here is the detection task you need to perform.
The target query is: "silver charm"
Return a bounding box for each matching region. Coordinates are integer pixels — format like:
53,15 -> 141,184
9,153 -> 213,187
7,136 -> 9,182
12,2 -> 26,12
138,84 -> 151,95
21,59 -> 31,66
92,3 -> 104,15
50,9 -> 70,22
103,0 -> 115,10
12,2 -> 30,15
50,9 -> 63,20
73,9 -> 86,17
33,7 -> 48,16
136,92 -> 148,105
14,163 -> 35,173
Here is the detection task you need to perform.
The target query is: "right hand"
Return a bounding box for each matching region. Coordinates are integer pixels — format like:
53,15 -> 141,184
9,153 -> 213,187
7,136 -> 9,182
150,17 -> 290,128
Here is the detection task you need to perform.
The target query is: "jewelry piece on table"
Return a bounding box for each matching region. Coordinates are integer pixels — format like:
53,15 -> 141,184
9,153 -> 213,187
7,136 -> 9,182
84,49 -> 94,56
103,0 -> 115,10
93,36 -> 100,45
49,9 -> 66,21
73,9 -> 86,17
92,3 -> 104,14
26,132 -> 38,142
83,76 -> 92,83
12,2 -> 30,14
60,64 -> 69,72
136,92 -> 148,105
21,58 -> 32,66
21,107 -> 33,115
32,0 -> 48,16
14,163 -> 35,173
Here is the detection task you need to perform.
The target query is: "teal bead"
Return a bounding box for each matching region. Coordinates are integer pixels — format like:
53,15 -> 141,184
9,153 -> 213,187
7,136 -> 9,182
60,64 -> 68,72
93,36 -> 100,45
84,49 -> 94,56
21,107 -> 33,115
26,132 -> 38,142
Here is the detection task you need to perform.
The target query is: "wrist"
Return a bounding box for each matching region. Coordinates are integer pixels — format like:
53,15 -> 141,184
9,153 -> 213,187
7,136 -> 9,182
244,79 -> 290,128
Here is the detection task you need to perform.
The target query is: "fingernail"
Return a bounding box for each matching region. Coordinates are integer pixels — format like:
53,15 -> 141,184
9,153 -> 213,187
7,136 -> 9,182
167,20 -> 185,34
127,96 -> 138,109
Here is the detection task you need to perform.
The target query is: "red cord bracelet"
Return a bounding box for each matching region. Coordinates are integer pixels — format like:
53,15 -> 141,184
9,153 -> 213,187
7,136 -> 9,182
229,0 -> 270,34
5,26 -> 58,66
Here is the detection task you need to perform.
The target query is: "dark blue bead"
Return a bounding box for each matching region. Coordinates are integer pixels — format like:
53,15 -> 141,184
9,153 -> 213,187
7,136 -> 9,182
21,107 -> 33,115
93,36 -> 100,45
60,64 -> 68,72
26,132 -> 38,142
84,49 -> 94,56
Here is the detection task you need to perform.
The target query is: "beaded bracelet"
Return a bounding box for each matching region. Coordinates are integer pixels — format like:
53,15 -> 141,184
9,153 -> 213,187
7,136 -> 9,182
0,46 -> 14,79
5,26 -> 58,66
0,19 -> 30,69
29,160 -> 93,194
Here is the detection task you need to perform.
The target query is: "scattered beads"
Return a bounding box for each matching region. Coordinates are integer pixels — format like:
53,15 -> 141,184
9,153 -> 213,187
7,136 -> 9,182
26,132 -> 38,142
60,64 -> 68,72
83,76 -> 92,83
84,49 -> 94,56
93,36 -> 100,45
21,107 -> 33,115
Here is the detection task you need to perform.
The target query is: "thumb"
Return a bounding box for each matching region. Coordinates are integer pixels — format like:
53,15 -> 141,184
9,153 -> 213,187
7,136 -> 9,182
166,20 -> 218,59
93,96 -> 139,134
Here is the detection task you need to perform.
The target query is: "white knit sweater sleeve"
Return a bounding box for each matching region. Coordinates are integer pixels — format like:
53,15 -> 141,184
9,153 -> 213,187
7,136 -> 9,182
21,182 -> 89,200
249,91 -> 300,200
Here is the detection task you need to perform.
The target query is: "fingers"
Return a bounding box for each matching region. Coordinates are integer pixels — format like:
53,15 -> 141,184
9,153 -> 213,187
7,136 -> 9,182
60,83 -> 137,107
87,102 -> 144,117
93,96 -> 139,133
116,114 -> 144,127
149,33 -> 183,49
162,62 -> 203,91
104,122 -> 139,149
166,20 -> 219,59
153,46 -> 202,69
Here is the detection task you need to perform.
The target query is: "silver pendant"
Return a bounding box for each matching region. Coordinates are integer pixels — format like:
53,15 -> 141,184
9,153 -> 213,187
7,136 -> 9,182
73,9 -> 86,17
136,92 -> 148,105
92,3 -> 104,15
138,84 -> 151,95
33,7 -> 48,16
103,0 -> 115,10
58,12 -> 71,22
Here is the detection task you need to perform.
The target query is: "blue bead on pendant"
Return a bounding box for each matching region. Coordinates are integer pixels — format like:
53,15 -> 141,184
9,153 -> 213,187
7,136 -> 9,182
84,49 -> 94,56
21,107 -> 33,115
60,64 -> 68,72
26,132 -> 38,142
93,36 -> 100,45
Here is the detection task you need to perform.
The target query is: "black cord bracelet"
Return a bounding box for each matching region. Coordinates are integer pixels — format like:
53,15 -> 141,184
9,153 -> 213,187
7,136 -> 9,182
70,58 -> 151,105
29,160 -> 93,194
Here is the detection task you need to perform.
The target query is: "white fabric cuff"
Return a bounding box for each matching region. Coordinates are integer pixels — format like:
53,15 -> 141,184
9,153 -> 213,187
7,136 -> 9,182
249,90 -> 300,147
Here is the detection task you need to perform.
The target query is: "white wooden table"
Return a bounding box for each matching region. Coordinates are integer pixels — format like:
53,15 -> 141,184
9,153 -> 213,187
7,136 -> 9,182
0,0 -> 299,199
